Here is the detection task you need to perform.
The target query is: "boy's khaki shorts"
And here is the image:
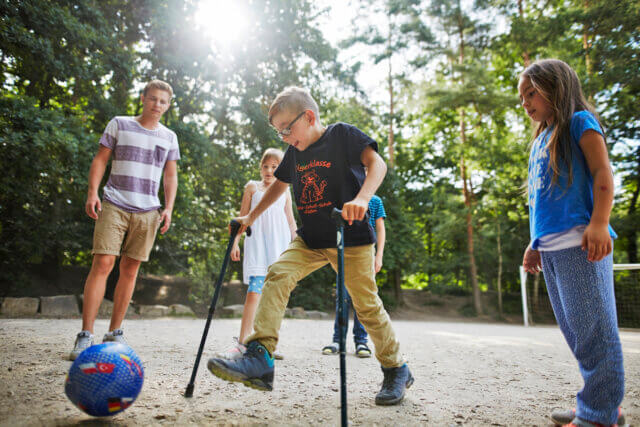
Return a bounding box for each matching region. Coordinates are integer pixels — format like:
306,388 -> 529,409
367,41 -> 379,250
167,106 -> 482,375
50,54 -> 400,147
92,201 -> 161,262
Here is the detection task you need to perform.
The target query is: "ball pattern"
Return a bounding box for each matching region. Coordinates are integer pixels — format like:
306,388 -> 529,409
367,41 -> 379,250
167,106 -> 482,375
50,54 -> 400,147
65,343 -> 144,417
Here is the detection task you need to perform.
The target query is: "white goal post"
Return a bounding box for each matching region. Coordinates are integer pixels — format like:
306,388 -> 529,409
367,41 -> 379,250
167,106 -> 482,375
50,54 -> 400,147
520,264 -> 640,327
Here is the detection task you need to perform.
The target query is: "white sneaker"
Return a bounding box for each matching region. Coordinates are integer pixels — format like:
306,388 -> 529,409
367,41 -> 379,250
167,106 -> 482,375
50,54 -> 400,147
69,330 -> 94,361
103,328 -> 128,346
215,337 -> 246,360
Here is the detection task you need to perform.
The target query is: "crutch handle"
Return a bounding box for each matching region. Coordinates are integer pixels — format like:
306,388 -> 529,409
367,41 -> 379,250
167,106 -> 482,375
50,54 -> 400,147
230,219 -> 252,237
331,208 -> 346,228
331,207 -> 370,228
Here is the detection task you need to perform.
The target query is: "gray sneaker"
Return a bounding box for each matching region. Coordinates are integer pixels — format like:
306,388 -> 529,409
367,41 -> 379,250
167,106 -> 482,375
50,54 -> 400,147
322,342 -> 339,355
103,328 -> 128,346
69,330 -> 94,361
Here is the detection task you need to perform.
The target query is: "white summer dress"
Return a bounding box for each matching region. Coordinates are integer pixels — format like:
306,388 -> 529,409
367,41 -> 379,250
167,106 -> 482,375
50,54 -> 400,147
243,182 -> 292,284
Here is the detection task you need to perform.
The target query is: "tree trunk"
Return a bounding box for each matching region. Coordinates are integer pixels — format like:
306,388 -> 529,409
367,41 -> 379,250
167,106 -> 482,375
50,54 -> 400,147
461,152 -> 482,315
387,14 -> 395,168
393,269 -> 404,306
583,0 -> 594,101
518,0 -> 531,67
583,0 -> 592,76
497,220 -> 503,317
457,2 -> 481,315
41,197 -> 64,279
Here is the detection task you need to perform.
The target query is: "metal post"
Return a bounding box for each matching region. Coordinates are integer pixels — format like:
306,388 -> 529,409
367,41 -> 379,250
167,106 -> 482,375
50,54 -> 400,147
519,266 -> 529,327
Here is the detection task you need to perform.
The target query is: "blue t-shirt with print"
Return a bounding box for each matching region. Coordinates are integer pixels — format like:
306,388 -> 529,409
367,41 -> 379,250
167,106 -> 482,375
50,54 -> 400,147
368,195 -> 386,236
528,110 -> 617,250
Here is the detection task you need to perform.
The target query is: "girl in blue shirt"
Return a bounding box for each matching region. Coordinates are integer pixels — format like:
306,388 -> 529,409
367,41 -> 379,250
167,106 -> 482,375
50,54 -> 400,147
519,59 -> 625,427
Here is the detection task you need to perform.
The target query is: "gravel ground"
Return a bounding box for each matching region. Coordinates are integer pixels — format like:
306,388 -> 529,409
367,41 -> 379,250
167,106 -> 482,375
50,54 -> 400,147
0,318 -> 638,426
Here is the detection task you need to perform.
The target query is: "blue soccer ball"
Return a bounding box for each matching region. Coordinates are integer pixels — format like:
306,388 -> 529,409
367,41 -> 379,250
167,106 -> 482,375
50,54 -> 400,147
65,343 -> 144,416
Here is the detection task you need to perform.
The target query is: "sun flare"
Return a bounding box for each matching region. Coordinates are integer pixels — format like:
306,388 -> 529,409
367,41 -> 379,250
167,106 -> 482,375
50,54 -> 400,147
195,1 -> 249,48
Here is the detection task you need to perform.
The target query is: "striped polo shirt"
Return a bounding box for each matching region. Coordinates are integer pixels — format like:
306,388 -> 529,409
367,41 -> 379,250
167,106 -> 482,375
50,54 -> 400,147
99,116 -> 180,213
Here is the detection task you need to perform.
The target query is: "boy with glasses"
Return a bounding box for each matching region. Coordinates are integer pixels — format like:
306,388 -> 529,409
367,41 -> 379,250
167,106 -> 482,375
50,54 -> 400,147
207,86 -> 412,406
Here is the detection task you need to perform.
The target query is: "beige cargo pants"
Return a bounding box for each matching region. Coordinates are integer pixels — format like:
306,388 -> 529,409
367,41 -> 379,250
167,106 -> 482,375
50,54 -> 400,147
247,236 -> 404,368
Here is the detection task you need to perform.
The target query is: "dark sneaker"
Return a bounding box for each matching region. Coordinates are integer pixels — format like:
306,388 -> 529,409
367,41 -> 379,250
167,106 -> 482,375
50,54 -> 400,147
69,330 -> 94,361
102,328 -> 128,346
566,417 -> 609,427
551,409 -> 577,426
207,341 -> 274,391
375,364 -> 414,406
551,408 -> 626,427
322,342 -> 339,355
355,343 -> 372,358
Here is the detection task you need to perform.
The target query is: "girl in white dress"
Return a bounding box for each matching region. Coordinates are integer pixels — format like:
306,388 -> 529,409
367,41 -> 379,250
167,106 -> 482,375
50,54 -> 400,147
218,148 -> 296,359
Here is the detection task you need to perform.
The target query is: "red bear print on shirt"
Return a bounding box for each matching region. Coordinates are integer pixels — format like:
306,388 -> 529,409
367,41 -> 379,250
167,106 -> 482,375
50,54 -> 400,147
300,170 -> 327,204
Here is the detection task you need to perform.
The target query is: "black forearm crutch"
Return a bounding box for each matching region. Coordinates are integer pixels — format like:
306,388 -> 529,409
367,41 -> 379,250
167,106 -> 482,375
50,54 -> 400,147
184,220 -> 251,398
331,208 -> 348,427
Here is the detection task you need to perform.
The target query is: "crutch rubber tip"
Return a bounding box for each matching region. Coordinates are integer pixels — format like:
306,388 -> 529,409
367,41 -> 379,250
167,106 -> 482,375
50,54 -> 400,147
184,383 -> 194,398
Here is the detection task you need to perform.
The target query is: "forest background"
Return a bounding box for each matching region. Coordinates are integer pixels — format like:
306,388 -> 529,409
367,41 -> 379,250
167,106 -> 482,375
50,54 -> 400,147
1,0 -> 638,318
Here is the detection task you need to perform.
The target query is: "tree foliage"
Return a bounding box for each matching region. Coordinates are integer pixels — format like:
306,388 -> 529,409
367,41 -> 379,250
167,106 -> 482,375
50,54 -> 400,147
0,0 -> 637,315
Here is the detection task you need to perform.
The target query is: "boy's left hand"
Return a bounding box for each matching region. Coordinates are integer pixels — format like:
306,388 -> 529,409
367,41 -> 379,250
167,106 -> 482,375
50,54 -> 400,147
342,197 -> 369,225
159,209 -> 172,234
582,223 -> 612,262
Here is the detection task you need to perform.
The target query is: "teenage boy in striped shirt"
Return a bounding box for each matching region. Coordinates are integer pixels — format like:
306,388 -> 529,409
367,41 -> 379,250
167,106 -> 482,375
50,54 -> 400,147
70,80 -> 180,360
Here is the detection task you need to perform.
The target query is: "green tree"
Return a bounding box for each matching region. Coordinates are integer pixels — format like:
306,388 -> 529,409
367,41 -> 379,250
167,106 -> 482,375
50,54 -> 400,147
341,0 -> 436,167
578,0 -> 640,263
0,0 -> 151,281
415,0 -> 514,314
0,96 -> 94,283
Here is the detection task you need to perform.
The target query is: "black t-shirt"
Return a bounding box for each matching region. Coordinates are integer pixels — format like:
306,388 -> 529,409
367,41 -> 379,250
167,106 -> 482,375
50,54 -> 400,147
275,122 -> 378,249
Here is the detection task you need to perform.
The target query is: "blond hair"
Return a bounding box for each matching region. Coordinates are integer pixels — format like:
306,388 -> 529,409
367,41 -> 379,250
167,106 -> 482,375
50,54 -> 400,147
268,86 -> 319,124
521,59 -> 604,187
261,148 -> 284,165
143,80 -> 173,98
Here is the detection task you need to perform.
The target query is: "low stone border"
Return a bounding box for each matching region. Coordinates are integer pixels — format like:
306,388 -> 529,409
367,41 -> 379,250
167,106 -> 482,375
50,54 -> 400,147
218,305 -> 330,320
0,295 -> 196,319
0,296 -> 325,320
0,297 -> 39,317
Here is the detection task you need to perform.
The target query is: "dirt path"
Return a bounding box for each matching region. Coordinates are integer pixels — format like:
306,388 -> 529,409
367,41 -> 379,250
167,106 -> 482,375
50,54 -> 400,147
1,318 -> 638,426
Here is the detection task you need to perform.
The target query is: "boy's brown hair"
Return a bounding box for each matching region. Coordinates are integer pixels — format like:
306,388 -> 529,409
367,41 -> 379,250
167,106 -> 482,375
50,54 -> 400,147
143,80 -> 173,99
268,87 -> 319,125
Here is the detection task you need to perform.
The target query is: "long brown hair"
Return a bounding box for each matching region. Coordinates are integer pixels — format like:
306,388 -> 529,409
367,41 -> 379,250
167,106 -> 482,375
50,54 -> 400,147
521,59 -> 604,187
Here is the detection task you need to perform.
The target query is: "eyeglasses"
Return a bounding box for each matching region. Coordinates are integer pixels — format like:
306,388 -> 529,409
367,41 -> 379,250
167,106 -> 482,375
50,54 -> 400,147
276,111 -> 306,138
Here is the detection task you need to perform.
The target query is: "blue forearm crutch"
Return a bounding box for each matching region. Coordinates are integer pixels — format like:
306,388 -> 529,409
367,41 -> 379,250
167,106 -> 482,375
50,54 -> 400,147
185,220 -> 251,398
331,208 -> 348,427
